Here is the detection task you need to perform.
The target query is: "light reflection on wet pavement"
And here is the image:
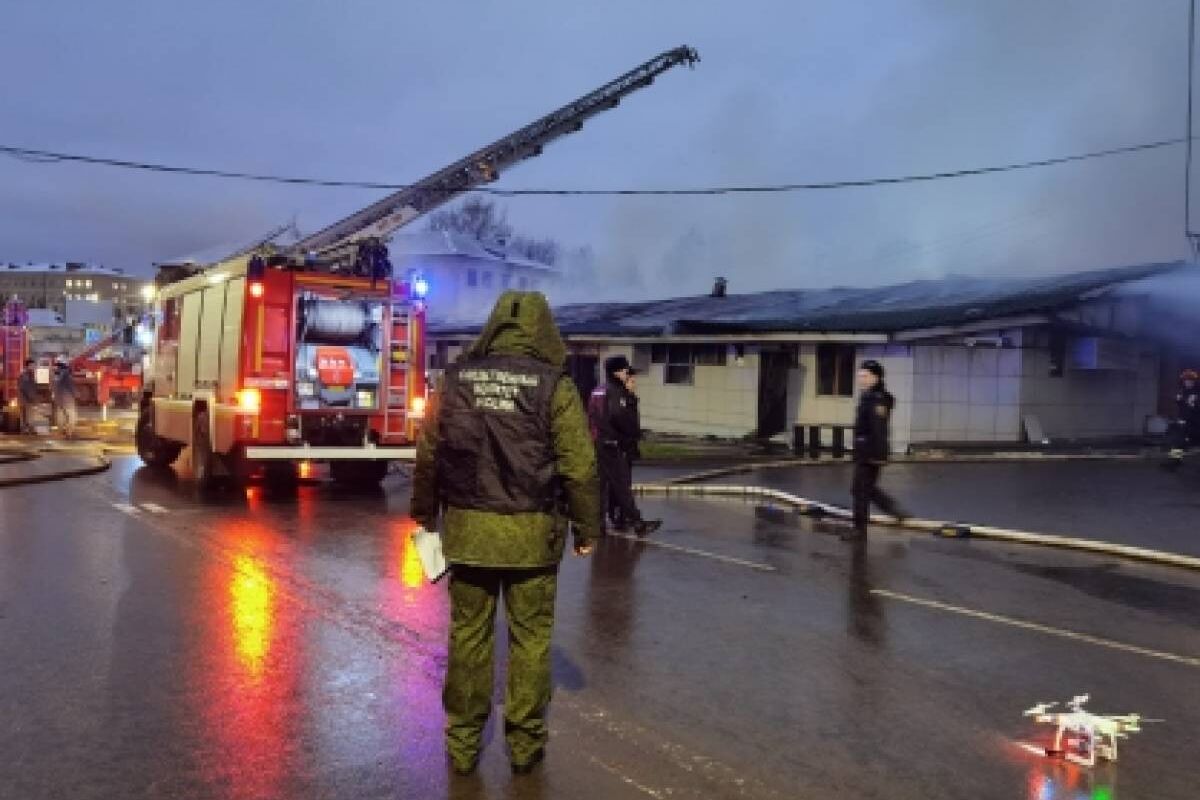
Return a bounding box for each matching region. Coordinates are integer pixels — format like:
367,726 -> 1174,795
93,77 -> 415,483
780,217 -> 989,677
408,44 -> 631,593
0,456 -> 1197,798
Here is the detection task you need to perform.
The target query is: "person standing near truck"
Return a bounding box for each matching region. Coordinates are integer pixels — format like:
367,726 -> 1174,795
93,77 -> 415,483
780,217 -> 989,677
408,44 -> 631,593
17,359 -> 39,434
51,360 -> 78,439
589,356 -> 661,536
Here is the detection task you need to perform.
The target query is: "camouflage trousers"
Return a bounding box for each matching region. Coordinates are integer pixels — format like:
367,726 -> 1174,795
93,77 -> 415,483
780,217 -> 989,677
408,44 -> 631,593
444,564 -> 558,767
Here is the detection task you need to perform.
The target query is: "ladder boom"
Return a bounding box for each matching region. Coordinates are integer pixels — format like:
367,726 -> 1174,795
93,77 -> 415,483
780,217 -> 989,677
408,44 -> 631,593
293,46 -> 699,261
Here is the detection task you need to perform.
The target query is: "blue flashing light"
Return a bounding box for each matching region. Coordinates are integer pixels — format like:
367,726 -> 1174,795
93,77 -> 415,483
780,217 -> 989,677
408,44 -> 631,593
413,277 -> 430,299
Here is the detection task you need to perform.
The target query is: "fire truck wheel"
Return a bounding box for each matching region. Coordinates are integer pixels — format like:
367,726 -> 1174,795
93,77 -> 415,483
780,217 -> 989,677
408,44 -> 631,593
330,460 -> 389,488
192,411 -> 219,492
136,409 -> 182,468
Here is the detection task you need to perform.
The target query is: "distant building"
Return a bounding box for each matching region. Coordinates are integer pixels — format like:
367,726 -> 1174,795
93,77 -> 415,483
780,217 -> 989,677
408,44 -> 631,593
389,231 -> 562,324
430,261 -> 1200,452
0,262 -> 150,322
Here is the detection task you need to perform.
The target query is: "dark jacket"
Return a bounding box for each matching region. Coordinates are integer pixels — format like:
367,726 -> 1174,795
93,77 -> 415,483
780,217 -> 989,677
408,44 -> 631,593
1179,384 -> 1200,435
17,370 -> 38,404
410,291 -> 600,568
52,368 -> 77,406
590,377 -> 640,450
853,384 -> 894,463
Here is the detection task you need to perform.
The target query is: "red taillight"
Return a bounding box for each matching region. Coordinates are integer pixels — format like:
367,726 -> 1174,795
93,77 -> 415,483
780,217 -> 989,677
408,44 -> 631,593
249,281 -> 264,299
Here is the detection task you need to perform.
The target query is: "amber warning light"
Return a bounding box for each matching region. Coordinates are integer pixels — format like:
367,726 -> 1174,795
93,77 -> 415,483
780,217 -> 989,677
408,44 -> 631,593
236,388 -> 262,414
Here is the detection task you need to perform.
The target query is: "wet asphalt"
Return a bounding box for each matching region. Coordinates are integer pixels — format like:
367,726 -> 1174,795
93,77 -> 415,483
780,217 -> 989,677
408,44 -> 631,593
681,459 -> 1200,556
1,456 -> 1199,799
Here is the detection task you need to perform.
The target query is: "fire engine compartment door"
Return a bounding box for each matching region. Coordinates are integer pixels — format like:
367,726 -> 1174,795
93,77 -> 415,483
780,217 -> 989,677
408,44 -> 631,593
293,292 -> 384,412
218,278 -> 245,399
195,283 -> 226,389
176,291 -> 203,397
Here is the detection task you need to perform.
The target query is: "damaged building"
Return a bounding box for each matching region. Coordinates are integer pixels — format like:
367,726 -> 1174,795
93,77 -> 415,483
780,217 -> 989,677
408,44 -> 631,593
428,261 -> 1200,453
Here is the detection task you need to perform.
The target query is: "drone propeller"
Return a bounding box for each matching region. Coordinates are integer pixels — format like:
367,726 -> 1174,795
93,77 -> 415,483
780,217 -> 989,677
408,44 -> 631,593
1024,702 -> 1059,716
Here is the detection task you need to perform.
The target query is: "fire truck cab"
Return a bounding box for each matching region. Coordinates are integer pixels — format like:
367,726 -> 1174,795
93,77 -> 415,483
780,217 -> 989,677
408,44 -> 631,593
136,256 -> 426,489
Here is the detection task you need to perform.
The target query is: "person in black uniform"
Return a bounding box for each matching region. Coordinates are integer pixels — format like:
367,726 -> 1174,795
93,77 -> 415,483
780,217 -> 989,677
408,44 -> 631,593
846,359 -> 907,541
588,356 -> 661,536
1166,368 -> 1200,469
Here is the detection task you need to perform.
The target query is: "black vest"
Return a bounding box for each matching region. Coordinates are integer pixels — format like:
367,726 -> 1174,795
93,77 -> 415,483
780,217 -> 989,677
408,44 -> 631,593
437,354 -> 560,514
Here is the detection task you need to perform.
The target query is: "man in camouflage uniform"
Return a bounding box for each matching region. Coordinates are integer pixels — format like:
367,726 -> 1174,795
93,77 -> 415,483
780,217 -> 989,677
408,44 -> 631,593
411,291 -> 600,776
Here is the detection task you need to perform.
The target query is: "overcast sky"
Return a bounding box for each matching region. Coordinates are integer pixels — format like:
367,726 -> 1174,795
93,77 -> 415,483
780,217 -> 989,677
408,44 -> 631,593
1,0 -> 1194,298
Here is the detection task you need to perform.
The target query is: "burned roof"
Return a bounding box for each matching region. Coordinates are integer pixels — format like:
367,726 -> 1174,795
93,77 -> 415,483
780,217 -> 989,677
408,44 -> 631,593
431,261 -> 1194,338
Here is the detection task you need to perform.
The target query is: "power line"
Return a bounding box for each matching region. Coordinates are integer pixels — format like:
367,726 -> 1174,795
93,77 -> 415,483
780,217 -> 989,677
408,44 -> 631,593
0,137 -> 1185,196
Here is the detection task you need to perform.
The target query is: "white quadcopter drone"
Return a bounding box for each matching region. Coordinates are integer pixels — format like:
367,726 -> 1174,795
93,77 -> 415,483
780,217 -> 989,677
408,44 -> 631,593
1022,694 -> 1159,767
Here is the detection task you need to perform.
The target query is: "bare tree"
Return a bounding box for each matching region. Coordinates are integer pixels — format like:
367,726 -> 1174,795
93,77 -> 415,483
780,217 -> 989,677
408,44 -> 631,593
427,196 -> 513,243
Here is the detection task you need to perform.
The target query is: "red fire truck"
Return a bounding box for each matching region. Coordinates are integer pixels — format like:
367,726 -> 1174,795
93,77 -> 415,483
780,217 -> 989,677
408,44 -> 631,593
1,301 -> 29,432
135,47 -> 698,489
70,327 -> 143,407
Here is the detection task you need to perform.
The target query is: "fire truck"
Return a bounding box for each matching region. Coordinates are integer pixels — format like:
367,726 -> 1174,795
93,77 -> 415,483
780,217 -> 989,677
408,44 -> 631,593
71,327 -> 142,407
135,46 -> 699,489
1,300 -> 29,432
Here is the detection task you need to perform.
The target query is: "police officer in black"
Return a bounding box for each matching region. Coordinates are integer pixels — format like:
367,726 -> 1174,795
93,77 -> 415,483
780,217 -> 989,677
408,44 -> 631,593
1166,368 -> 1200,469
846,359 -> 907,541
590,356 -> 661,536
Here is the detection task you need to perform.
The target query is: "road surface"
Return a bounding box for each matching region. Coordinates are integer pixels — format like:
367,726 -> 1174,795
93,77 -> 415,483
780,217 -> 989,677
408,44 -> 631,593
1,456 -> 1198,799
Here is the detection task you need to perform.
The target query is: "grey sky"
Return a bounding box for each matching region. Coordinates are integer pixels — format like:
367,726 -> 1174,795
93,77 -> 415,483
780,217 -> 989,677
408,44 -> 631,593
0,0 -> 1193,299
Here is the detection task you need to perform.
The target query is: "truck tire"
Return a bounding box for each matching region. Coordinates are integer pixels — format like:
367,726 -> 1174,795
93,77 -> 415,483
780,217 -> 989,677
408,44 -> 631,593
192,410 -> 219,492
136,407 -> 183,468
330,460 -> 389,488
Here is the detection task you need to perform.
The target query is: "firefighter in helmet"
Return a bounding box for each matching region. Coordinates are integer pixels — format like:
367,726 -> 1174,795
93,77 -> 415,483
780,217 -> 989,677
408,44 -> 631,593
410,291 -> 600,776
1167,368 -> 1200,468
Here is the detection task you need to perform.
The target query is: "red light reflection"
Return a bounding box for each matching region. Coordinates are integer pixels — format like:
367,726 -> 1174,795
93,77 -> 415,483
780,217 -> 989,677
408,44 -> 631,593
189,520 -> 301,800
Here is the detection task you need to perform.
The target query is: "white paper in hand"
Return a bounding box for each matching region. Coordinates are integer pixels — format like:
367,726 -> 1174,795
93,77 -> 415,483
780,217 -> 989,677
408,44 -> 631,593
412,527 -> 449,583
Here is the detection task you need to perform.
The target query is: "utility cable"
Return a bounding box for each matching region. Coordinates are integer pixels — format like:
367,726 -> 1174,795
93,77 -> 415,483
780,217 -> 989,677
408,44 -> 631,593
0,137 -> 1185,196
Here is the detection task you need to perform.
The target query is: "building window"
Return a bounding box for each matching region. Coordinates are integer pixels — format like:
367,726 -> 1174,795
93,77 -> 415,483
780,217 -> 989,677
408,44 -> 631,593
518,276 -> 529,290
632,345 -> 652,373
816,343 -> 856,396
466,269 -> 478,287
85,279 -> 92,289
650,344 -> 668,364
501,272 -> 512,289
481,271 -> 493,289
665,344 -> 693,385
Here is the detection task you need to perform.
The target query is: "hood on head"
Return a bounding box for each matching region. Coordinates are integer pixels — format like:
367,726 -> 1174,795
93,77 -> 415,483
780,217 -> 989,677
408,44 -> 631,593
465,291 -> 566,368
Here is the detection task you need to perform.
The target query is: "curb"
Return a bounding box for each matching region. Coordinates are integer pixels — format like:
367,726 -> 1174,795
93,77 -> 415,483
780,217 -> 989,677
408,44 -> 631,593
664,452 -> 1152,485
634,481 -> 1200,573
0,454 -> 112,488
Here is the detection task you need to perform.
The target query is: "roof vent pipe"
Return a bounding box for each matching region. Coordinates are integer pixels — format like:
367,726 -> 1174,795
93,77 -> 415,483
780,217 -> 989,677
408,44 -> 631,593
712,276 -> 728,298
